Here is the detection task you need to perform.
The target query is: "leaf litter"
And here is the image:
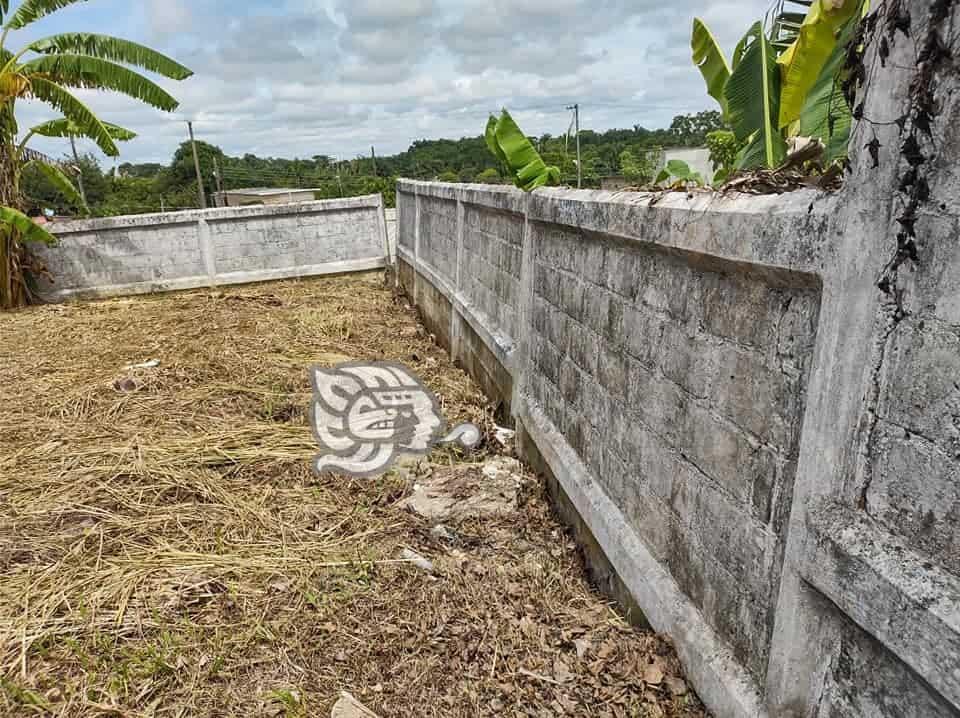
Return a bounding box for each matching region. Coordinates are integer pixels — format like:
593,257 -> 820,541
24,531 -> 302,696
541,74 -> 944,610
0,272 -> 707,717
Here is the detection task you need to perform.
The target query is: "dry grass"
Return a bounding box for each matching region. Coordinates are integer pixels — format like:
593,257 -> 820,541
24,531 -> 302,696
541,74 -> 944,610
0,273 -> 706,717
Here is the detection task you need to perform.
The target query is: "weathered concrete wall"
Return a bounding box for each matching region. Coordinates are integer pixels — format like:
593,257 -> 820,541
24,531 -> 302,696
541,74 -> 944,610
385,208 -> 397,259
35,195 -> 391,301
399,181 -> 826,716
396,7 -> 960,713
528,223 -> 820,683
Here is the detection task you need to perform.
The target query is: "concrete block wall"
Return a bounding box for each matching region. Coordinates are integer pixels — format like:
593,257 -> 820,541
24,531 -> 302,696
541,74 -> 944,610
398,181 -> 828,716
396,8 -> 960,712
460,189 -> 525,344
34,195 -> 390,301
527,222 -> 821,683
416,192 -> 459,291
385,208 -> 397,259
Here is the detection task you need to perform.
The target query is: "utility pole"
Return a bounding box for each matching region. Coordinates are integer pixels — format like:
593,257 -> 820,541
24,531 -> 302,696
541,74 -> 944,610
371,146 -> 378,177
212,156 -> 224,207
336,156 -> 344,197
187,121 -> 207,209
212,156 -> 224,193
68,135 -> 88,209
566,103 -> 582,189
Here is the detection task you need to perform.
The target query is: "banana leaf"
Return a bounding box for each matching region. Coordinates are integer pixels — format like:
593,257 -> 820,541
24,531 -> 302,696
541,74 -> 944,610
799,12 -> 861,162
486,110 -> 560,192
692,18 -> 731,118
731,32 -> 750,71
30,117 -> 137,141
5,0 -> 87,30
726,22 -> 787,170
485,115 -> 508,167
0,206 -> 58,245
777,0 -> 861,129
23,159 -> 84,208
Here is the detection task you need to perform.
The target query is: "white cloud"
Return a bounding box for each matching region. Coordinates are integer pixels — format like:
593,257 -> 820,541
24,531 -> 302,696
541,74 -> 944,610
21,0 -> 774,164
147,0 -> 192,36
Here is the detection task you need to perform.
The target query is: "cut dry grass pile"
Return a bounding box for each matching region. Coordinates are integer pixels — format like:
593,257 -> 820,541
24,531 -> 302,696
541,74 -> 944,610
0,272 -> 706,717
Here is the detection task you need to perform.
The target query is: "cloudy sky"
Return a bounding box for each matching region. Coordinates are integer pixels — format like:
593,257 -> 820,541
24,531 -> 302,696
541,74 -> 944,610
14,0 -> 772,166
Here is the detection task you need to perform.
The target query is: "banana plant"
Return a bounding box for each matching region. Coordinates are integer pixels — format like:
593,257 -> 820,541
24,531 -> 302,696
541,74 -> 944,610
20,117 -> 137,212
692,18 -> 784,169
0,204 -> 56,243
485,110 -> 560,192
21,156 -> 83,206
798,10 -> 863,162
691,18 -> 732,120
691,1 -> 866,172
0,0 -> 192,308
24,117 -> 137,145
777,0 -> 862,130
726,21 -> 787,170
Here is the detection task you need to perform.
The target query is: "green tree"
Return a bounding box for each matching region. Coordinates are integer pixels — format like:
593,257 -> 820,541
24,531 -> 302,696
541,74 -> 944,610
667,111 -> 724,147
476,168 -> 500,184
0,0 -> 192,308
619,149 -> 657,184
119,162 -> 162,179
159,140 -> 225,197
704,130 -> 742,184
22,152 -> 107,212
70,108 -> 740,219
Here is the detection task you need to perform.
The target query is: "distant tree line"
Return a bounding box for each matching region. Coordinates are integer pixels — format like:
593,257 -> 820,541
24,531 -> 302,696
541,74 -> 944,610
22,111 -> 722,216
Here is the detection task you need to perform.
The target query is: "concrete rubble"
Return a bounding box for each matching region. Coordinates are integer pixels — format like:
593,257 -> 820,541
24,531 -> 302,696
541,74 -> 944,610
396,456 -> 523,521
330,691 -> 379,718
400,547 -> 435,573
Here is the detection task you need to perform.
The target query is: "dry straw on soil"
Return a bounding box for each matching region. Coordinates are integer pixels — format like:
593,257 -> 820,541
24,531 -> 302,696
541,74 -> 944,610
0,273 -> 706,717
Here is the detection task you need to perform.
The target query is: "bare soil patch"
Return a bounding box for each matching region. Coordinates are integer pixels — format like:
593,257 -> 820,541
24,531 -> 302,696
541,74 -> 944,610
0,273 -> 706,717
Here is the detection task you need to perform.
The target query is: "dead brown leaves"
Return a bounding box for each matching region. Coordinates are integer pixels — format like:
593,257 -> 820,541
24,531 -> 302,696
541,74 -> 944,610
0,273 -> 705,717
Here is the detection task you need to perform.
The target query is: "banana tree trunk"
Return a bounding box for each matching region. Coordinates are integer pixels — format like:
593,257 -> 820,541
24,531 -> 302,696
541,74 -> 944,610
0,100 -> 28,310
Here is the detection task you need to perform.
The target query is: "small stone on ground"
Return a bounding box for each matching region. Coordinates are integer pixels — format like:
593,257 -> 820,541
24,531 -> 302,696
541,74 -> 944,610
331,691 -> 379,717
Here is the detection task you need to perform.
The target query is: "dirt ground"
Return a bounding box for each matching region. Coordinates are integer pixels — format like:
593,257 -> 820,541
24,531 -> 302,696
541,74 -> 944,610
0,273 -> 707,717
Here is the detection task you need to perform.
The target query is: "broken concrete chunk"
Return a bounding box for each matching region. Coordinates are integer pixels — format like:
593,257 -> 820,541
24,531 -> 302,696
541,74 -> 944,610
331,691 -> 379,718
400,548 -> 434,573
397,457 -> 522,521
482,456 -> 522,481
494,425 -> 516,448
123,358 -> 161,371
430,524 -> 457,542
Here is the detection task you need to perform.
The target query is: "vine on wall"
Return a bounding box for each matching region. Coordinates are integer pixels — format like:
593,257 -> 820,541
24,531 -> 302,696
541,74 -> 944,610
844,0 -> 956,311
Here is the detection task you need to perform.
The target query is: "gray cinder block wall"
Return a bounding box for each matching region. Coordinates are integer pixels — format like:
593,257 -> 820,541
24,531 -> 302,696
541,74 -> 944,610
385,207 -> 397,259
396,4 -> 960,716
34,194 -> 391,301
